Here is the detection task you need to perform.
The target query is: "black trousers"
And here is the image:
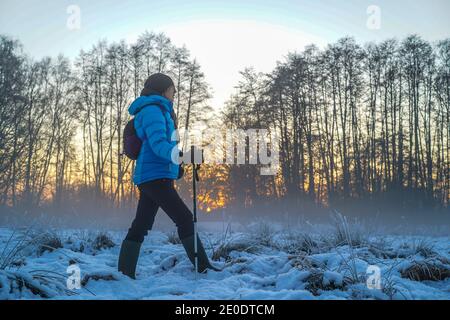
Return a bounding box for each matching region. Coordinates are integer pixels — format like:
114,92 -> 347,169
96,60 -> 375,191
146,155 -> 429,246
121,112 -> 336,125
125,178 -> 194,243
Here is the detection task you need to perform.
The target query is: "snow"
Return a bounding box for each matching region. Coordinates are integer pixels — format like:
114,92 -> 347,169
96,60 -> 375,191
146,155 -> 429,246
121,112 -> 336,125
0,223 -> 449,300
323,271 -> 343,287
275,268 -> 309,290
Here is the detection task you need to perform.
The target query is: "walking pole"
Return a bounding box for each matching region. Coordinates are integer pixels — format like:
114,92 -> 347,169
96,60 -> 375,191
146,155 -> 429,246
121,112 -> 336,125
180,116 -> 200,277
191,146 -> 201,277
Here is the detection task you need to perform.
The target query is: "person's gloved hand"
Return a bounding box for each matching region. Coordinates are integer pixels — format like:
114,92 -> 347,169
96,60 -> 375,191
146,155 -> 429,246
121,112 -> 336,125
179,145 -> 204,164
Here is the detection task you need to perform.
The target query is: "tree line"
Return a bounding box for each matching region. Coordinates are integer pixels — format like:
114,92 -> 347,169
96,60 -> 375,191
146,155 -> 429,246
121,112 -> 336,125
0,32 -> 212,218
222,35 -> 449,219
0,33 -> 448,220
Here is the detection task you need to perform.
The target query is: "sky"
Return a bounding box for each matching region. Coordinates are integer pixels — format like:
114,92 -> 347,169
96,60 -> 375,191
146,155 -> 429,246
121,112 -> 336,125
1,0 -> 449,110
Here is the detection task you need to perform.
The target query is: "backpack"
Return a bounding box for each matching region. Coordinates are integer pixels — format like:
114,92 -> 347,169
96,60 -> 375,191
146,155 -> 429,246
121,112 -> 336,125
122,103 -> 167,160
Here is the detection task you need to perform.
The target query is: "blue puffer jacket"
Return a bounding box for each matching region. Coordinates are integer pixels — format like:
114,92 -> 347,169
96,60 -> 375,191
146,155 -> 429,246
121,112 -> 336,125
128,94 -> 181,185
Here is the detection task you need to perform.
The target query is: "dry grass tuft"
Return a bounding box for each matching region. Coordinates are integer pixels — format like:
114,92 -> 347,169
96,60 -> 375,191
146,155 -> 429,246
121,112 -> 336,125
304,269 -> 348,296
401,259 -> 450,282
167,231 -> 181,245
81,273 -> 117,287
93,232 -> 115,251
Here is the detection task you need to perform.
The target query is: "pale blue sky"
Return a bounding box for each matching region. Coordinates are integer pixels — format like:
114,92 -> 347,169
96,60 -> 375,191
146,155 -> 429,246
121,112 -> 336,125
1,0 -> 449,108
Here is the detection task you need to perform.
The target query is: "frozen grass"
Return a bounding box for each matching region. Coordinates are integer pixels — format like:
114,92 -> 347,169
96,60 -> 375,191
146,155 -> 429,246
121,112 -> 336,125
328,211 -> 367,248
0,227 -> 79,298
92,232 -> 115,251
0,269 -> 79,298
0,228 -> 65,269
209,223 -> 259,262
166,231 -> 181,245
400,258 -> 450,281
304,269 -> 347,296
81,272 -> 118,287
0,215 -> 449,300
277,231 -> 321,255
36,232 -> 63,256
247,221 -> 277,247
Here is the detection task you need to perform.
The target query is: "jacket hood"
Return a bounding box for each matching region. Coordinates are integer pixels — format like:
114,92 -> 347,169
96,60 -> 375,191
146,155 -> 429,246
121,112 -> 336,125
128,94 -> 173,116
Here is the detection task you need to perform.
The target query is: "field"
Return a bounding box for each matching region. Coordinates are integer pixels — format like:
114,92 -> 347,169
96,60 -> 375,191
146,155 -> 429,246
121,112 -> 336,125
0,215 -> 449,300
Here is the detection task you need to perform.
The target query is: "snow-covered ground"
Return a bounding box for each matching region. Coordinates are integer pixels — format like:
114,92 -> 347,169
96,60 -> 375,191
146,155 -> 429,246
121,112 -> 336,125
0,218 -> 449,300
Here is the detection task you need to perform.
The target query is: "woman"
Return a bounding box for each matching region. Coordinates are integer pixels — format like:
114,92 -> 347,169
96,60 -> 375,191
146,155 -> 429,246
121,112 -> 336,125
118,73 -> 218,279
